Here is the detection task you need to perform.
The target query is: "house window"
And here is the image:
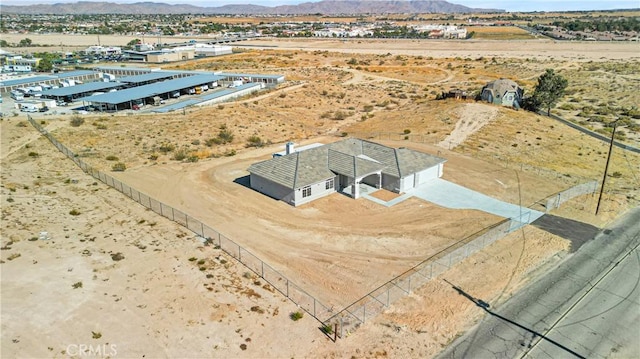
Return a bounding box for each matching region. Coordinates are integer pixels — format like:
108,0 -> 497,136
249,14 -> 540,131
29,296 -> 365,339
325,178 -> 334,190
302,186 -> 311,198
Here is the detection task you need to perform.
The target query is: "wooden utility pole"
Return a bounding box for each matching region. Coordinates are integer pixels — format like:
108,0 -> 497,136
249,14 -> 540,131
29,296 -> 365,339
595,120 -> 618,215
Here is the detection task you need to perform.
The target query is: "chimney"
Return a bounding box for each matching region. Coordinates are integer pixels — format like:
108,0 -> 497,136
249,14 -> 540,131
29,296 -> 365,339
285,141 -> 295,155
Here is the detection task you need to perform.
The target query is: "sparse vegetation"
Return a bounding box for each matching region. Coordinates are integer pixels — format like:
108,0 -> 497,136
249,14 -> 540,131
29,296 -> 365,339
290,311 -> 304,321
246,135 -> 265,148
70,115 -> 85,127
72,281 -> 83,289
111,162 -> 126,171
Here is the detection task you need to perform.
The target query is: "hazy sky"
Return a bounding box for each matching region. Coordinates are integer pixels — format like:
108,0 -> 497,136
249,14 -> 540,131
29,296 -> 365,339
3,0 -> 639,12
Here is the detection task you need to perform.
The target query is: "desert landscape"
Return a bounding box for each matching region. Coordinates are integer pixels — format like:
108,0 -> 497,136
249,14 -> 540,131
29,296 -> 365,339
2,34 -> 639,359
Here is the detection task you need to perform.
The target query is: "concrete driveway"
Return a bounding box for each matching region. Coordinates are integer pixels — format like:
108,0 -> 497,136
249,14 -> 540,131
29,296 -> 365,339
411,178 -> 544,225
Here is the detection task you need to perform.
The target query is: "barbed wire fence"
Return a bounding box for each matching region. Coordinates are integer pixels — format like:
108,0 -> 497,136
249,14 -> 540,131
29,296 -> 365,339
27,116 -> 334,324
30,118 -> 598,340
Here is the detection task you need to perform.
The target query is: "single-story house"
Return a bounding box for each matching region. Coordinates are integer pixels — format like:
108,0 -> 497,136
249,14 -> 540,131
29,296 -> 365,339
480,78 -> 524,108
247,138 -> 447,206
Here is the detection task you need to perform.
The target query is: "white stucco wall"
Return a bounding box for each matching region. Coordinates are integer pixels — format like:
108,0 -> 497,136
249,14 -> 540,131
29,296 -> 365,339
249,174 -> 295,204
293,177 -> 337,206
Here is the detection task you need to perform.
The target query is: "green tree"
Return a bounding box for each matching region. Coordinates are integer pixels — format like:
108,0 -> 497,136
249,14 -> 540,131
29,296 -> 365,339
36,57 -> 52,72
19,38 -> 32,47
531,69 -> 568,116
125,38 -> 141,49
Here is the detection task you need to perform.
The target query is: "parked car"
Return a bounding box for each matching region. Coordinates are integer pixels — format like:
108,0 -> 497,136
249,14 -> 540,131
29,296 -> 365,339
39,106 -> 49,112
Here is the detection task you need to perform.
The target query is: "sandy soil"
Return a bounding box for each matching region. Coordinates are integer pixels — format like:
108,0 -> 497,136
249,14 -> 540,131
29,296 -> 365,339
237,38 -> 640,61
2,37 -> 637,358
438,103 -> 499,149
0,117 -> 572,358
3,34 -> 639,62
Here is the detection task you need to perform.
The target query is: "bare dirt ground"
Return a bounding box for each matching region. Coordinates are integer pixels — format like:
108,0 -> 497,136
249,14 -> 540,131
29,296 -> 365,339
2,37 -> 638,358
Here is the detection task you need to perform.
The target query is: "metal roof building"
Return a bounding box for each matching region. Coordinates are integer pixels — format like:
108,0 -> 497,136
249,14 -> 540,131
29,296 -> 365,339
93,66 -> 154,77
1,71 -> 101,94
40,81 -> 123,101
152,82 -> 262,113
79,74 -> 225,111
118,71 -> 184,85
218,72 -> 285,86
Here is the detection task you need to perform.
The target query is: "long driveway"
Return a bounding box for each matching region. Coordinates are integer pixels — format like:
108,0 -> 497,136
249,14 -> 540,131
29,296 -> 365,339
411,179 -> 545,225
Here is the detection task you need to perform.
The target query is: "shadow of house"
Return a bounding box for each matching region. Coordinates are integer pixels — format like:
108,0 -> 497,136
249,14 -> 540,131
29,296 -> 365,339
481,78 -> 524,108
247,138 -> 447,207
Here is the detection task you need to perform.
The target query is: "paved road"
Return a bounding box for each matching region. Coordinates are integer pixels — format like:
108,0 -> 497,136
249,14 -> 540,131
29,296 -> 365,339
437,207 -> 640,359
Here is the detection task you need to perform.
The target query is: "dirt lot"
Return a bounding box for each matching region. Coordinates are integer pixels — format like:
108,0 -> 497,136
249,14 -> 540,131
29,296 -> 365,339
2,37 -> 638,358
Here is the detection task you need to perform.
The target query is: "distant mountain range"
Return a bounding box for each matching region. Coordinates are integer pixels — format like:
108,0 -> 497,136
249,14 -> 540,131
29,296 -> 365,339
0,1 -> 505,15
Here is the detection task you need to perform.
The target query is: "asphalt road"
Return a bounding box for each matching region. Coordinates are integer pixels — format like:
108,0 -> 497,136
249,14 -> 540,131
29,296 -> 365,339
437,207 -> 640,359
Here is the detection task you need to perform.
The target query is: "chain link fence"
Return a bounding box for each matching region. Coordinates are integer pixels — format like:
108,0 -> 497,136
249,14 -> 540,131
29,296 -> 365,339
31,118 -> 596,339
322,219 -> 514,337
545,180 -> 598,212
27,116 -> 332,324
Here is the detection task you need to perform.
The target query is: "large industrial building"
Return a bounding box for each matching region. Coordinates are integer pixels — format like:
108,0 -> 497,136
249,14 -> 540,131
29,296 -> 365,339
4,66 -> 286,113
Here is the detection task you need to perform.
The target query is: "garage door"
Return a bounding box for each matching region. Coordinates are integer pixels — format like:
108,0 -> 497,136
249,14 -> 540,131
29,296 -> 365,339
415,166 -> 439,185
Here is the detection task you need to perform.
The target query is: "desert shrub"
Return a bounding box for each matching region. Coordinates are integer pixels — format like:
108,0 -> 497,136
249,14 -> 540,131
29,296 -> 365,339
208,126 -> 234,145
321,323 -> 334,334
16,121 -> 27,127
69,209 -> 81,216
111,162 -> 126,172
333,111 -> 347,121
246,135 -> 265,148
148,154 -> 158,161
70,115 -> 85,127
72,281 -> 83,289
28,152 -> 39,157
224,149 -> 237,157
158,142 -> 175,153
105,155 -> 118,161
403,129 -> 411,134
363,104 -> 374,112
173,148 -> 188,161
290,311 -> 304,321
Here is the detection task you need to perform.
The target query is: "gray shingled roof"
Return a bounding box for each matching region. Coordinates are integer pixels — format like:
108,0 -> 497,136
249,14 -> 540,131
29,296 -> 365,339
328,149 -> 384,178
248,138 -> 446,190
483,78 -> 522,98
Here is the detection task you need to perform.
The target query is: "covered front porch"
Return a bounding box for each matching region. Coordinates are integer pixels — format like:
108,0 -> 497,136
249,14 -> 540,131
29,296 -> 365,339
337,171 -> 381,199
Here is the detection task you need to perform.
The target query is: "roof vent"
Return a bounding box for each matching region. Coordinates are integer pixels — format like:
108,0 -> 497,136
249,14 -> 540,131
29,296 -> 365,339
285,141 -> 295,155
